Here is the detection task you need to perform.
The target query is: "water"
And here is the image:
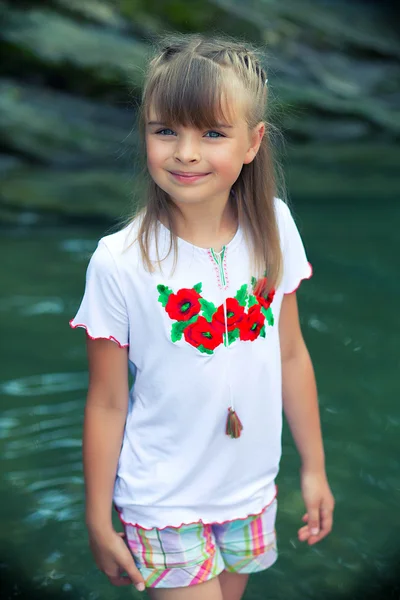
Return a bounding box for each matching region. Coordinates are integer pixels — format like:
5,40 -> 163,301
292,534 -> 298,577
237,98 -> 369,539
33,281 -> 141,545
1,201 -> 399,599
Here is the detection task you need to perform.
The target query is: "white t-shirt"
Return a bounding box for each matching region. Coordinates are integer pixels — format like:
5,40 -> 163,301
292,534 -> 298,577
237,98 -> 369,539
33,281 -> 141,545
70,198 -> 312,529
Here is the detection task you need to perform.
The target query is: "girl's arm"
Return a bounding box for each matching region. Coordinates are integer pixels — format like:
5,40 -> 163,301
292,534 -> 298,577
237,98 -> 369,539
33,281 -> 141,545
81,337 -> 145,591
279,292 -> 334,545
83,337 -> 129,534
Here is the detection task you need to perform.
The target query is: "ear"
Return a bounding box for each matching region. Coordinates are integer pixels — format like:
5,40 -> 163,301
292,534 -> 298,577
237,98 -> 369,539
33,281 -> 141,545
243,122 -> 265,165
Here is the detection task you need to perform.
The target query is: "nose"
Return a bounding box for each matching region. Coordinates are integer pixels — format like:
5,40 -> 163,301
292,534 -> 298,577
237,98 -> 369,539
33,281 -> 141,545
173,133 -> 201,164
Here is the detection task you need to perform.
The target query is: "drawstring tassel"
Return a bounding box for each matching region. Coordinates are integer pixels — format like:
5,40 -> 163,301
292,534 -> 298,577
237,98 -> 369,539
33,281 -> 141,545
225,407 -> 243,439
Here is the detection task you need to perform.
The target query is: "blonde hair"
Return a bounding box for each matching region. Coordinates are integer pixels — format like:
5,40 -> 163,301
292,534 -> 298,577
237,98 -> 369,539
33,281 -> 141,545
128,32 -> 283,295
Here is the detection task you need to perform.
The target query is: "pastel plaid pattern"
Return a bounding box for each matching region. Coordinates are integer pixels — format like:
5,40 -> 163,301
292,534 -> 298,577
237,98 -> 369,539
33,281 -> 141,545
124,498 -> 277,589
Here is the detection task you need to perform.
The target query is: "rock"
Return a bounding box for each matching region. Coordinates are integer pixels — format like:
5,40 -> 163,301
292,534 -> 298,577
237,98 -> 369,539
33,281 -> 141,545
51,0 -> 131,31
1,4 -> 150,98
243,0 -> 400,58
282,115 -> 371,142
276,80 -> 400,136
0,155 -> 24,174
0,79 -> 139,167
50,0 -> 162,38
0,166 -> 146,223
2,1 -> 397,142
0,0 -> 399,224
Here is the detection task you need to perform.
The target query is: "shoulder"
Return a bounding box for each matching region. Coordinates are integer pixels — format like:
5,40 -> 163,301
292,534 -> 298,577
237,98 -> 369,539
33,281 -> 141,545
83,219 -> 142,285
101,218 -> 140,255
273,197 -> 291,246
92,214 -> 172,279
273,197 -> 304,248
274,197 -> 291,227
97,217 -> 142,268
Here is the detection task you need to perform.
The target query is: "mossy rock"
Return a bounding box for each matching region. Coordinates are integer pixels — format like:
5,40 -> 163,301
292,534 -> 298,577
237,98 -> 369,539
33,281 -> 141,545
0,79 -> 140,167
0,167 -> 146,224
1,4 -> 151,100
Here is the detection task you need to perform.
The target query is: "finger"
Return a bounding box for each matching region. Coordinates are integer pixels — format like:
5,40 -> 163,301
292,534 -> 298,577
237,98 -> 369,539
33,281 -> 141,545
310,508 -> 333,544
117,532 -> 125,538
306,505 -> 321,537
302,513 -> 309,523
321,507 -> 333,531
298,526 -> 310,542
307,518 -> 332,545
120,558 -> 146,591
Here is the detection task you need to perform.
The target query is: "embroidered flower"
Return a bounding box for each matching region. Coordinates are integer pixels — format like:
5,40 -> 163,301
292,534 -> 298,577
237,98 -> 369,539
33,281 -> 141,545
240,304 -> 266,341
157,279 -> 274,352
165,288 -> 201,321
213,298 -> 245,332
256,288 -> 275,311
184,316 -> 223,353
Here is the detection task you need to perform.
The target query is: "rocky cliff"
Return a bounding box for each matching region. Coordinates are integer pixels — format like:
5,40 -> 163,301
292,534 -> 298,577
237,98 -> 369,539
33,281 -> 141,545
1,0 -> 398,224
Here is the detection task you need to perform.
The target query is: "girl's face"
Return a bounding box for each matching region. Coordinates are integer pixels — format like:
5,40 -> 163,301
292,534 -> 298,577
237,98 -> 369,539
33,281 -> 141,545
145,94 -> 264,209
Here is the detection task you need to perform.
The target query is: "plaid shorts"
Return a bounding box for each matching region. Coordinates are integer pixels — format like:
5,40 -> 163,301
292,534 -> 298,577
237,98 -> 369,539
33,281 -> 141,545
123,498 -> 278,589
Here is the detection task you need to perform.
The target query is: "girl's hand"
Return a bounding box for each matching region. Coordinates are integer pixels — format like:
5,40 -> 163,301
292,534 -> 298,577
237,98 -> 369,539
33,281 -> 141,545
298,468 -> 335,545
88,528 -> 146,591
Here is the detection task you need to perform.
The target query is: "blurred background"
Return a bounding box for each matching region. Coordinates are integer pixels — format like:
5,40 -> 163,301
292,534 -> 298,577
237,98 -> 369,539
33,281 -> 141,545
0,1 -> 399,599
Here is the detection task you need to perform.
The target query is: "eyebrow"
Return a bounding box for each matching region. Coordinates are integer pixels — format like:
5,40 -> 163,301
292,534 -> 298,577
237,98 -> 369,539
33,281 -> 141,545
147,121 -> 234,129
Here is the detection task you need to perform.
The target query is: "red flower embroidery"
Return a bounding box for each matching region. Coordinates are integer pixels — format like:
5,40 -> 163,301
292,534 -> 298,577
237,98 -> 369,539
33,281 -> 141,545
165,288 -> 201,321
158,279 -> 274,352
184,316 -> 223,351
256,289 -> 275,311
213,298 -> 245,332
240,304 -> 266,341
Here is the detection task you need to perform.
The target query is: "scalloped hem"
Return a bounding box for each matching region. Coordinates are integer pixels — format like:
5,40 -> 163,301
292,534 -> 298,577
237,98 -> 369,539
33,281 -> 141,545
69,320 -> 129,348
284,262 -> 313,295
114,486 -> 277,531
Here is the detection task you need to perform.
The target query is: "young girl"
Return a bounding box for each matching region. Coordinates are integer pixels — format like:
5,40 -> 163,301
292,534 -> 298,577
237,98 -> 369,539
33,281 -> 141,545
70,33 -> 334,599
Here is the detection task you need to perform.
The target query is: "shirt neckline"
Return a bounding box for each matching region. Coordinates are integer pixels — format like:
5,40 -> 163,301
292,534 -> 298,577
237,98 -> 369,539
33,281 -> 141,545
157,220 -> 243,254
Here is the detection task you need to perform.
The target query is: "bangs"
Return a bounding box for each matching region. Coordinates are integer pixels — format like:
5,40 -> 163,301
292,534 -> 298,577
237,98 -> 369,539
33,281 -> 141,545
145,55 -> 242,130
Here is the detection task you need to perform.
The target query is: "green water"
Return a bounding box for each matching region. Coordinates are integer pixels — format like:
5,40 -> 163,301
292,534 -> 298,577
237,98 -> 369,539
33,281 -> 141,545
1,201 -> 399,599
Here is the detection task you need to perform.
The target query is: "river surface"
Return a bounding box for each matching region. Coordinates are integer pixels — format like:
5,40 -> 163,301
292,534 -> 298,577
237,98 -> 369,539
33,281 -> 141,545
1,200 -> 399,599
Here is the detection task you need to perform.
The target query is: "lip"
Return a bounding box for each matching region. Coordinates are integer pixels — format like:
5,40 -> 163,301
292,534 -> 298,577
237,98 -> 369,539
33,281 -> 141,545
169,171 -> 210,184
170,171 -> 208,176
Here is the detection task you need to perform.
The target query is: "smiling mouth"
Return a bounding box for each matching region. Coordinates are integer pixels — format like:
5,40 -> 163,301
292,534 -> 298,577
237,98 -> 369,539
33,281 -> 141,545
169,172 -> 210,177
168,172 -> 211,184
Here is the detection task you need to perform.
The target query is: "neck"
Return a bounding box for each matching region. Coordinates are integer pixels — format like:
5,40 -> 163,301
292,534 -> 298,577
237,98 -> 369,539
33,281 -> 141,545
166,191 -> 238,252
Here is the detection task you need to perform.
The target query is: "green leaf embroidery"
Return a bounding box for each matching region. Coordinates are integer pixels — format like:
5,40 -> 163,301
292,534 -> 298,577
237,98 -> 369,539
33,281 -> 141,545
247,294 -> 258,309
261,306 -> 274,326
171,316 -> 198,342
157,284 -> 173,307
193,282 -> 202,294
200,298 -> 217,322
251,276 -> 257,288
197,344 -> 213,355
235,284 -> 248,307
226,328 -> 240,345
260,325 -> 266,338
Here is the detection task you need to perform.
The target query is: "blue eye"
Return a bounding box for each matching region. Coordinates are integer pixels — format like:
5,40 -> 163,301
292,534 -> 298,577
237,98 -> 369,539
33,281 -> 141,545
156,128 -> 175,136
205,131 -> 224,138
154,128 -> 224,138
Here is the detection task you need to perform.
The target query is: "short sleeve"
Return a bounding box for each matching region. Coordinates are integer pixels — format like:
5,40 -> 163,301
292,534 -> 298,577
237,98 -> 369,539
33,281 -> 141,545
279,201 -> 313,294
69,240 -> 129,347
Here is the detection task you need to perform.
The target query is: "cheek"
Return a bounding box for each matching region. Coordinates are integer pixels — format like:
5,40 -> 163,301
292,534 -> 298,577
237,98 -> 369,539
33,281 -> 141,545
146,138 -> 168,171
215,151 -> 245,178
211,140 -> 247,171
